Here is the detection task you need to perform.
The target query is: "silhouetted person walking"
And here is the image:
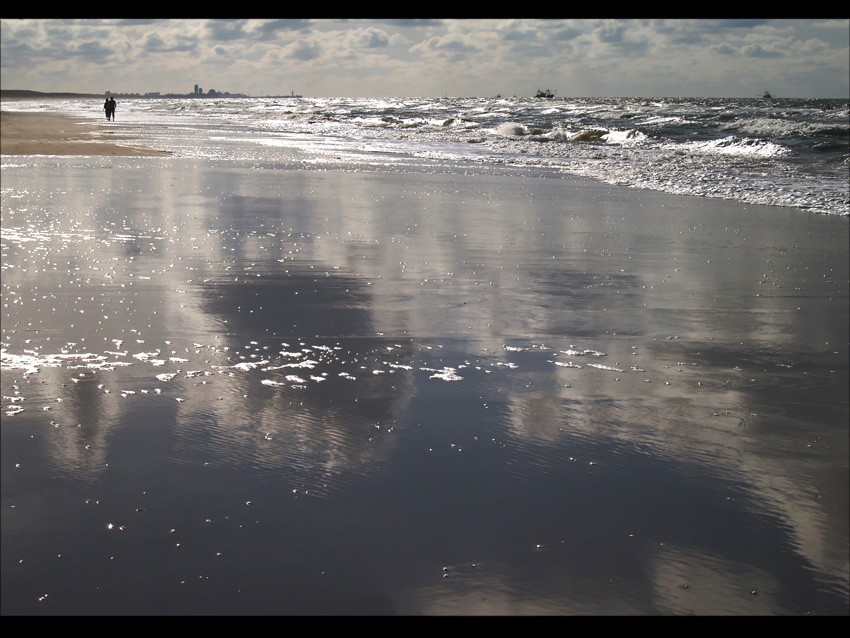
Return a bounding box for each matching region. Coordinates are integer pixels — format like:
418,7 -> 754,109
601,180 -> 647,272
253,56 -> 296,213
104,98 -> 111,120
107,97 -> 116,121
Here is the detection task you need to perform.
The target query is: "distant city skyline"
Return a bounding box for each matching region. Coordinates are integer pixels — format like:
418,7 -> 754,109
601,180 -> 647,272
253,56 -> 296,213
2,19 -> 848,98
101,85 -> 247,97
97,85 -> 301,98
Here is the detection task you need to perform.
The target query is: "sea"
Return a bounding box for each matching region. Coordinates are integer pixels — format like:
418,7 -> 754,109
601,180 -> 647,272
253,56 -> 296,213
1,95 -> 848,615
4,95 -> 849,216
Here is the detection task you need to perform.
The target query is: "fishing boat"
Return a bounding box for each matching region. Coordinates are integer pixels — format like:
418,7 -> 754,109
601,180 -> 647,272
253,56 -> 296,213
535,88 -> 556,98
762,90 -> 773,99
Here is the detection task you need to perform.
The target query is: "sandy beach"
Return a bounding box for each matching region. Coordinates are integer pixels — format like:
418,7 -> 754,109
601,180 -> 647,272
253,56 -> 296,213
1,110 -> 168,156
1,113 -> 847,614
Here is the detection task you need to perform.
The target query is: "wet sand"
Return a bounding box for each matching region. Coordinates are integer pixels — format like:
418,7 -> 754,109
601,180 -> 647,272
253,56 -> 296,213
1,146 -> 848,614
1,110 -> 169,156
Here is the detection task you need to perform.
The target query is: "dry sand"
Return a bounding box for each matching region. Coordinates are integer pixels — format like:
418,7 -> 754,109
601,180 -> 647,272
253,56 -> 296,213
0,110 -> 168,156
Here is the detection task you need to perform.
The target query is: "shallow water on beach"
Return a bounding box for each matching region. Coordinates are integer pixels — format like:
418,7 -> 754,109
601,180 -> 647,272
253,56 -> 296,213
4,95 -> 849,216
2,152 -> 848,615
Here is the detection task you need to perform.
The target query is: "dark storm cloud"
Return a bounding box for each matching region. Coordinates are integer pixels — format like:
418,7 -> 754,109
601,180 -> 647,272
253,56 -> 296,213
713,19 -> 773,29
204,19 -> 248,42
373,19 -> 444,28
288,39 -> 322,61
255,19 -> 312,38
549,27 -> 584,42
115,19 -> 163,27
360,29 -> 390,48
142,32 -> 197,54
743,44 -> 785,59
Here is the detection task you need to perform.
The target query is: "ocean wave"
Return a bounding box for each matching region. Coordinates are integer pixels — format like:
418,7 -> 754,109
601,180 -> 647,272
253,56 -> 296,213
3,96 -> 846,215
683,136 -> 793,158
725,116 -> 849,139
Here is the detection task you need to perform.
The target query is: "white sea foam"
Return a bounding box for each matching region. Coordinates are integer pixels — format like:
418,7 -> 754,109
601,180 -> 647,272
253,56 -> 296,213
6,95 -> 844,214
429,368 -> 464,382
684,136 -> 792,158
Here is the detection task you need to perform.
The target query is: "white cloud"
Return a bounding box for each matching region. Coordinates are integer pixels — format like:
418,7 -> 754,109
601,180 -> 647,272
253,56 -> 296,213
1,18 -> 847,98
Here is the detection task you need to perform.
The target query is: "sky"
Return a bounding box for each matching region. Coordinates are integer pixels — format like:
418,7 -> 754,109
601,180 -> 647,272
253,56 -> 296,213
1,18 -> 848,99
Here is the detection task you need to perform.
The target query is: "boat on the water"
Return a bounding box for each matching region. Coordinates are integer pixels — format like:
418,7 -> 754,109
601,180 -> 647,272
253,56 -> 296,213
762,90 -> 773,99
535,88 -> 556,98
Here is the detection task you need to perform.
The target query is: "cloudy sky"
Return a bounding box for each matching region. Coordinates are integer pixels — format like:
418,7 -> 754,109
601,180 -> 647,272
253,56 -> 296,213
1,18 -> 848,98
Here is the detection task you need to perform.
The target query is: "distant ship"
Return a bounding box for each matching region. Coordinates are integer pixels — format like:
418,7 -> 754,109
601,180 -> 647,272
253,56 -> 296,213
762,90 -> 773,99
535,88 -> 556,98
264,90 -> 302,98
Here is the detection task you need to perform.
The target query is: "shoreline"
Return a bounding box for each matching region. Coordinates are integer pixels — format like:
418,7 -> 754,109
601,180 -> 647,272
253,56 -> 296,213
0,110 -> 169,157
1,141 -> 848,615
